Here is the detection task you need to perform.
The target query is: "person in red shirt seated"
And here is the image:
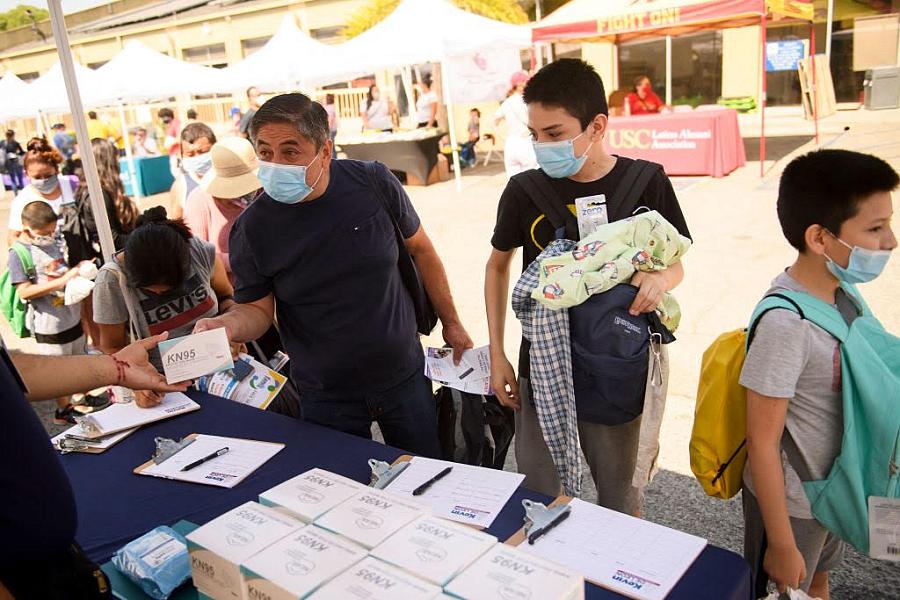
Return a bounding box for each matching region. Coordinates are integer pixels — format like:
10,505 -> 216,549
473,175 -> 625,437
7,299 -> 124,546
626,75 -> 665,115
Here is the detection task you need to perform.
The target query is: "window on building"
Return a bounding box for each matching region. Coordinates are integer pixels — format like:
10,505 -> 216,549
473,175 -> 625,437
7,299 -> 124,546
241,37 -> 268,58
552,42 -> 582,60
310,26 -> 343,42
182,43 -> 227,67
618,38 -> 666,99
618,31 -> 723,107
765,25 -> 807,107
831,21 -> 867,104
671,32 -> 722,106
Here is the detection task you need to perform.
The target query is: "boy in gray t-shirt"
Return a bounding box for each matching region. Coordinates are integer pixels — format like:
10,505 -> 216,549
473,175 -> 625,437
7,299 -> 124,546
7,201 -> 94,424
738,150 -> 898,598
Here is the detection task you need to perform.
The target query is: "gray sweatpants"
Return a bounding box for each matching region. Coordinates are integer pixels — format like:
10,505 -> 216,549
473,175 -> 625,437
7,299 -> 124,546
516,377 -> 643,515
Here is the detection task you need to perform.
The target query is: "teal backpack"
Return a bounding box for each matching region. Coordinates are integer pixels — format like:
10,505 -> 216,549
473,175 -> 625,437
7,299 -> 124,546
0,242 -> 35,338
755,285 -> 900,554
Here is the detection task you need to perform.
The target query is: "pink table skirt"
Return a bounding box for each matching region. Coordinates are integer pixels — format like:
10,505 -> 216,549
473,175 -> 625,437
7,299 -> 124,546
603,109 -> 746,177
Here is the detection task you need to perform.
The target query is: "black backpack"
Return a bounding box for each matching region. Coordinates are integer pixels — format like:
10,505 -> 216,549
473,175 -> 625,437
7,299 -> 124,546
60,198 -> 99,267
509,159 -> 662,241
435,386 -> 515,469
511,161 -> 673,425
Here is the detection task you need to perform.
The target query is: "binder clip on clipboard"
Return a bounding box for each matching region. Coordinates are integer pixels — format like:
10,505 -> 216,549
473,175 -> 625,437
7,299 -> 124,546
368,458 -> 409,489
522,499 -> 572,545
152,436 -> 196,464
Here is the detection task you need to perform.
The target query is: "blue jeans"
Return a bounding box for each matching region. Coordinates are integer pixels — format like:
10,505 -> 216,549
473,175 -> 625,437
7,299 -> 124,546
7,161 -> 23,193
300,369 -> 441,458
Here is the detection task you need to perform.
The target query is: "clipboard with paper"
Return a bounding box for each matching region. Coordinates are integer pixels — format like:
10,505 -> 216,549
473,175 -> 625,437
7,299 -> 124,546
51,424 -> 137,454
75,392 -> 200,439
506,496 -> 707,600
376,455 -> 524,529
134,433 -> 284,489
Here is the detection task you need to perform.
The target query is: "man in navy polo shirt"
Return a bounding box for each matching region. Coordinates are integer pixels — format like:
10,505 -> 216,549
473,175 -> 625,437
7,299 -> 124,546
195,93 -> 472,458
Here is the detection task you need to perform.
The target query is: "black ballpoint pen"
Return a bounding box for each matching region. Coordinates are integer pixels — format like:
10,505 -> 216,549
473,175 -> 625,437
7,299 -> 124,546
181,447 -> 229,472
412,466 -> 453,495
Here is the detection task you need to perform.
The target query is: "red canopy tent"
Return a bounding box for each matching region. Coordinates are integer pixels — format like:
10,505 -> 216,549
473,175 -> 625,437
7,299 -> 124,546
532,0 -> 817,176
532,0 -> 766,43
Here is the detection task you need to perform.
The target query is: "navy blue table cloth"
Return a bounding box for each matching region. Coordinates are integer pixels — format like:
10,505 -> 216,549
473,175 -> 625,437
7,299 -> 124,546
61,392 -> 751,599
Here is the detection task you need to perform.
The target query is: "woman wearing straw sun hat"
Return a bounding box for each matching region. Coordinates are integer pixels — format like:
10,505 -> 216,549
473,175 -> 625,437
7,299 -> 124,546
184,137 -> 262,284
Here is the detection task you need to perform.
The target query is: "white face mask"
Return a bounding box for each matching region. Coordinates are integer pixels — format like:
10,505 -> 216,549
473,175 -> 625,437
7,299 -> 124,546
29,232 -> 57,247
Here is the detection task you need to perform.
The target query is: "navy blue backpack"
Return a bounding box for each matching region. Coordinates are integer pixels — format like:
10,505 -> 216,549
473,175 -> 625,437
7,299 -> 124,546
513,162 -> 674,424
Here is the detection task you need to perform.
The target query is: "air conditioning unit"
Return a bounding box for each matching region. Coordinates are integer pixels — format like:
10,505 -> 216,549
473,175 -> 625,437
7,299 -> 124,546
864,67 -> 900,110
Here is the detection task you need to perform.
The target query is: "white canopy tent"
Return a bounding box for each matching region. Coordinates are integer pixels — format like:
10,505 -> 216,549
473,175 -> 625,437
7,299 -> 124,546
334,0 -> 532,187
220,15 -> 356,91
25,60 -> 115,115
335,0 -> 531,73
0,72 -> 32,121
96,40 -> 231,101
96,40 -> 233,198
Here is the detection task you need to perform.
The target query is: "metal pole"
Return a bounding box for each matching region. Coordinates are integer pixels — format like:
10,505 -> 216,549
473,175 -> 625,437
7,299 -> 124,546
665,35 -> 673,106
825,0 -> 834,62
117,101 -> 142,202
440,58 -> 463,192
47,0 -> 116,262
760,14 -> 767,178
810,24 -> 819,145
401,66 -> 416,129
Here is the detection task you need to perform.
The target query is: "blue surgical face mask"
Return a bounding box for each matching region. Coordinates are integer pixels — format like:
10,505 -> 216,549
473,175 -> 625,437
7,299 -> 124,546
825,230 -> 892,284
533,130 -> 595,179
182,153 -> 213,179
31,174 -> 59,194
258,155 -> 323,204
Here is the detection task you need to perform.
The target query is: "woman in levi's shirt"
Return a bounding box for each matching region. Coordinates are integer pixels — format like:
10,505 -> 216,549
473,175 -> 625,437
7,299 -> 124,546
92,207 -> 235,409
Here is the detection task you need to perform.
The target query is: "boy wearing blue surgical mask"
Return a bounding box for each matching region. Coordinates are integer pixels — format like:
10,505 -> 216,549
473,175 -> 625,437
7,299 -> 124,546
168,122 -> 216,221
484,59 -> 691,515
740,150 -> 897,599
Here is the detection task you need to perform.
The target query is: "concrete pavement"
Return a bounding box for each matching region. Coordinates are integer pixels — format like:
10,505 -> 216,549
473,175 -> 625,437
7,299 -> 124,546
3,105 -> 899,598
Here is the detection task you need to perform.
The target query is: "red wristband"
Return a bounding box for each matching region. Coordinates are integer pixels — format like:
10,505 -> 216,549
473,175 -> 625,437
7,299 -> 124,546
110,355 -> 129,386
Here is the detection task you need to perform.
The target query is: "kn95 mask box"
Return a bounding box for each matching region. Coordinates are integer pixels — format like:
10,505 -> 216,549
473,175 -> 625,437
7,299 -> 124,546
370,515 -> 497,586
241,524 -> 367,599
444,544 -> 584,600
259,468 -> 364,523
159,327 -> 234,384
186,501 -> 302,599
313,488 -> 426,549
306,556 -> 441,600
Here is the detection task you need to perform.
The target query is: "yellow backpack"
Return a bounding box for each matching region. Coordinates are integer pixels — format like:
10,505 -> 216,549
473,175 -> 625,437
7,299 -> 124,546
690,293 -> 806,499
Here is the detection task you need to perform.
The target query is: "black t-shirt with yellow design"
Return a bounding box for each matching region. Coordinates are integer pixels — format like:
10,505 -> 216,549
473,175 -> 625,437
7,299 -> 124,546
490,156 -> 692,379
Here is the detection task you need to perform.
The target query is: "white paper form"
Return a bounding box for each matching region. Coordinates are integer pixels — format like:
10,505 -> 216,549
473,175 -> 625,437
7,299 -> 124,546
519,498 -> 707,600
384,456 -> 524,528
425,346 -> 489,383
425,345 -> 493,395
77,392 -> 200,438
140,434 -> 284,489
51,423 -> 136,452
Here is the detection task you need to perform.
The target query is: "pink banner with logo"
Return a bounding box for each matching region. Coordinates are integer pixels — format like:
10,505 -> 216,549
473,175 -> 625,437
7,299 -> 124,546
603,109 -> 746,177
